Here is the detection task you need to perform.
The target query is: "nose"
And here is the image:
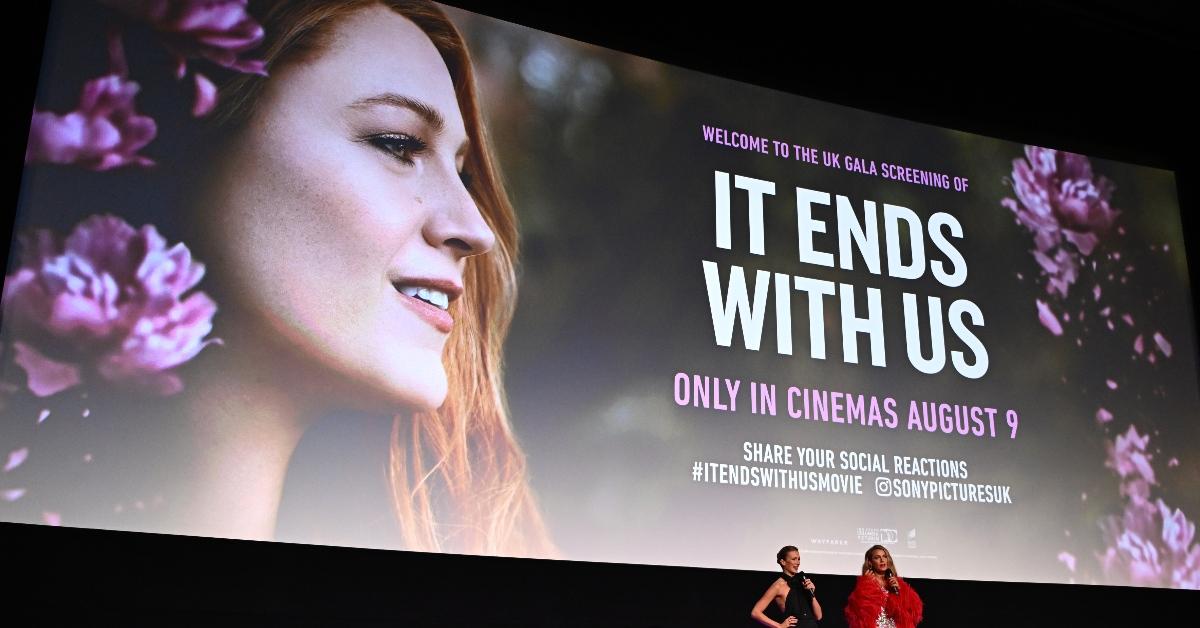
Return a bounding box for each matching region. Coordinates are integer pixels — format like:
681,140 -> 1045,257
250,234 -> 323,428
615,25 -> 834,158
422,162 -> 496,258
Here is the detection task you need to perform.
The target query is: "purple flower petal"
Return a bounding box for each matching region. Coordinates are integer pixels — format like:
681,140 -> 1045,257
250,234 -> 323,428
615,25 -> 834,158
105,0 -> 267,77
3,448 -> 29,472
1107,379 -> 1118,390
1158,500 -> 1195,555
1134,335 -> 1144,355
2,488 -> 26,501
1037,300 -> 1063,336
42,512 -> 62,526
1096,408 -> 1114,424
1107,426 -> 1151,480
192,73 -> 217,117
1058,551 -> 1077,572
37,409 -> 50,424
12,342 -> 82,397
1153,332 -> 1173,358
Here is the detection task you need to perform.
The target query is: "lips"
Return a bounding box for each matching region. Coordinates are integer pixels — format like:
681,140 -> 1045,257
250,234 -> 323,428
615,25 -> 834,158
391,279 -> 461,334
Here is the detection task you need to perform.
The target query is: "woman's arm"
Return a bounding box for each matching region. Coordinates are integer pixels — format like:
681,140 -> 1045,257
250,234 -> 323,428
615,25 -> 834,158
750,580 -> 795,628
884,577 -> 924,628
801,577 -> 822,621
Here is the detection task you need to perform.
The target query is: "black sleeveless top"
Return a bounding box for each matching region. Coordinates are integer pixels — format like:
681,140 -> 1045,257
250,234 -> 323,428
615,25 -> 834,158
780,573 -> 818,622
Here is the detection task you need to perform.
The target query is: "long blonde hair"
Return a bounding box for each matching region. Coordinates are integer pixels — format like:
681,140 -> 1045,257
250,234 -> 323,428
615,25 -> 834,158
213,0 -> 553,556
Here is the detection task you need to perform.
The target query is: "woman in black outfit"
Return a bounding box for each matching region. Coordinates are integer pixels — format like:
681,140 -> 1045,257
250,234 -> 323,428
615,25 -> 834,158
751,545 -> 823,627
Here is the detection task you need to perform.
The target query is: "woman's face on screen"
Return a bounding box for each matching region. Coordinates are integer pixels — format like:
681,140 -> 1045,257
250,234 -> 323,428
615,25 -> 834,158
208,6 -> 494,410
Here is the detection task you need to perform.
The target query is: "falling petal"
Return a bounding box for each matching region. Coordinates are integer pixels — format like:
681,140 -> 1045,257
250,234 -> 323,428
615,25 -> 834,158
82,408 -> 91,418
1121,314 -> 1134,326
1100,307 -> 1112,317
191,73 -> 217,117
1168,458 -> 1179,467
1096,408 -> 1114,423
1134,335 -> 1144,354
42,512 -> 61,526
4,448 -> 29,472
1153,332 -> 1173,358
1149,353 -> 1157,364
2,488 -> 27,501
1037,300 -> 1064,336
83,453 -> 94,463
1093,285 -> 1101,301
1058,551 -> 1077,572
37,409 -> 50,424
1106,379 -> 1118,390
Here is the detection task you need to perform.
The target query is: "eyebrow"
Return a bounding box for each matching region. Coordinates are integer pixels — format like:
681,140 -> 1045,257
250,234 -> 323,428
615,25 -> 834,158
347,93 -> 445,134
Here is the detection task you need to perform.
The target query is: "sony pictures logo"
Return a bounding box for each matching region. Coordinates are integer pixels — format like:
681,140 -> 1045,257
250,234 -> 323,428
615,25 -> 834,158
856,527 -> 899,544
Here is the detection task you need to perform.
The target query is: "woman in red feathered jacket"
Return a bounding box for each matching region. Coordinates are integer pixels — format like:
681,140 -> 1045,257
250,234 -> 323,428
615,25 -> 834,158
845,545 -> 923,628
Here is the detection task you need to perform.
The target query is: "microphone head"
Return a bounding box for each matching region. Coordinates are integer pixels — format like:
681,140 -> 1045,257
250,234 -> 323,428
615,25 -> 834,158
884,568 -> 893,578
797,571 -> 807,581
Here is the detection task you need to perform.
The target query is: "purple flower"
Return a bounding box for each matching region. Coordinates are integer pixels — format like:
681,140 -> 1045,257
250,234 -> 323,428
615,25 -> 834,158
1009,146 -> 1118,245
2,215 -> 218,396
104,0 -> 267,76
1003,146 -> 1119,298
1115,530 -> 1163,585
1105,425 -> 1155,484
26,75 -> 156,170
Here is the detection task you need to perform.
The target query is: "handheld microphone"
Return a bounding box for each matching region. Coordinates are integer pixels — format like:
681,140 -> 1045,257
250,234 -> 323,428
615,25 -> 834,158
797,571 -> 812,597
884,568 -> 899,594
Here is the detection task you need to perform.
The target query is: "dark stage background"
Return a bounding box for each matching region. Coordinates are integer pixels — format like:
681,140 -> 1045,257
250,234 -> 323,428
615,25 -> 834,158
7,1 -> 1198,625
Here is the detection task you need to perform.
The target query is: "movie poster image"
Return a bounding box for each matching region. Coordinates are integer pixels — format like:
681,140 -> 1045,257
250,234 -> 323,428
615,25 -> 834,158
4,1 -> 1197,589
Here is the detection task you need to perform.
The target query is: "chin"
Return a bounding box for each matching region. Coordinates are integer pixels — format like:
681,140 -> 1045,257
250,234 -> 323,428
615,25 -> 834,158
372,356 -> 449,412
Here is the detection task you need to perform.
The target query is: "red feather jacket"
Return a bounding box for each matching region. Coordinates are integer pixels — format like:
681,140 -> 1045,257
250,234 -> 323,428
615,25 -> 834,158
844,573 -> 924,628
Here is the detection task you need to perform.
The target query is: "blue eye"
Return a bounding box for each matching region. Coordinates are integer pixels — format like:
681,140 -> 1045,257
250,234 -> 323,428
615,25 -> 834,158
365,133 -> 428,165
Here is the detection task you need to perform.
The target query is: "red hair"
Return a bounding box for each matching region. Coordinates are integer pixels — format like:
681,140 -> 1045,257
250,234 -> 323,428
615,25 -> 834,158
214,0 -> 553,556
